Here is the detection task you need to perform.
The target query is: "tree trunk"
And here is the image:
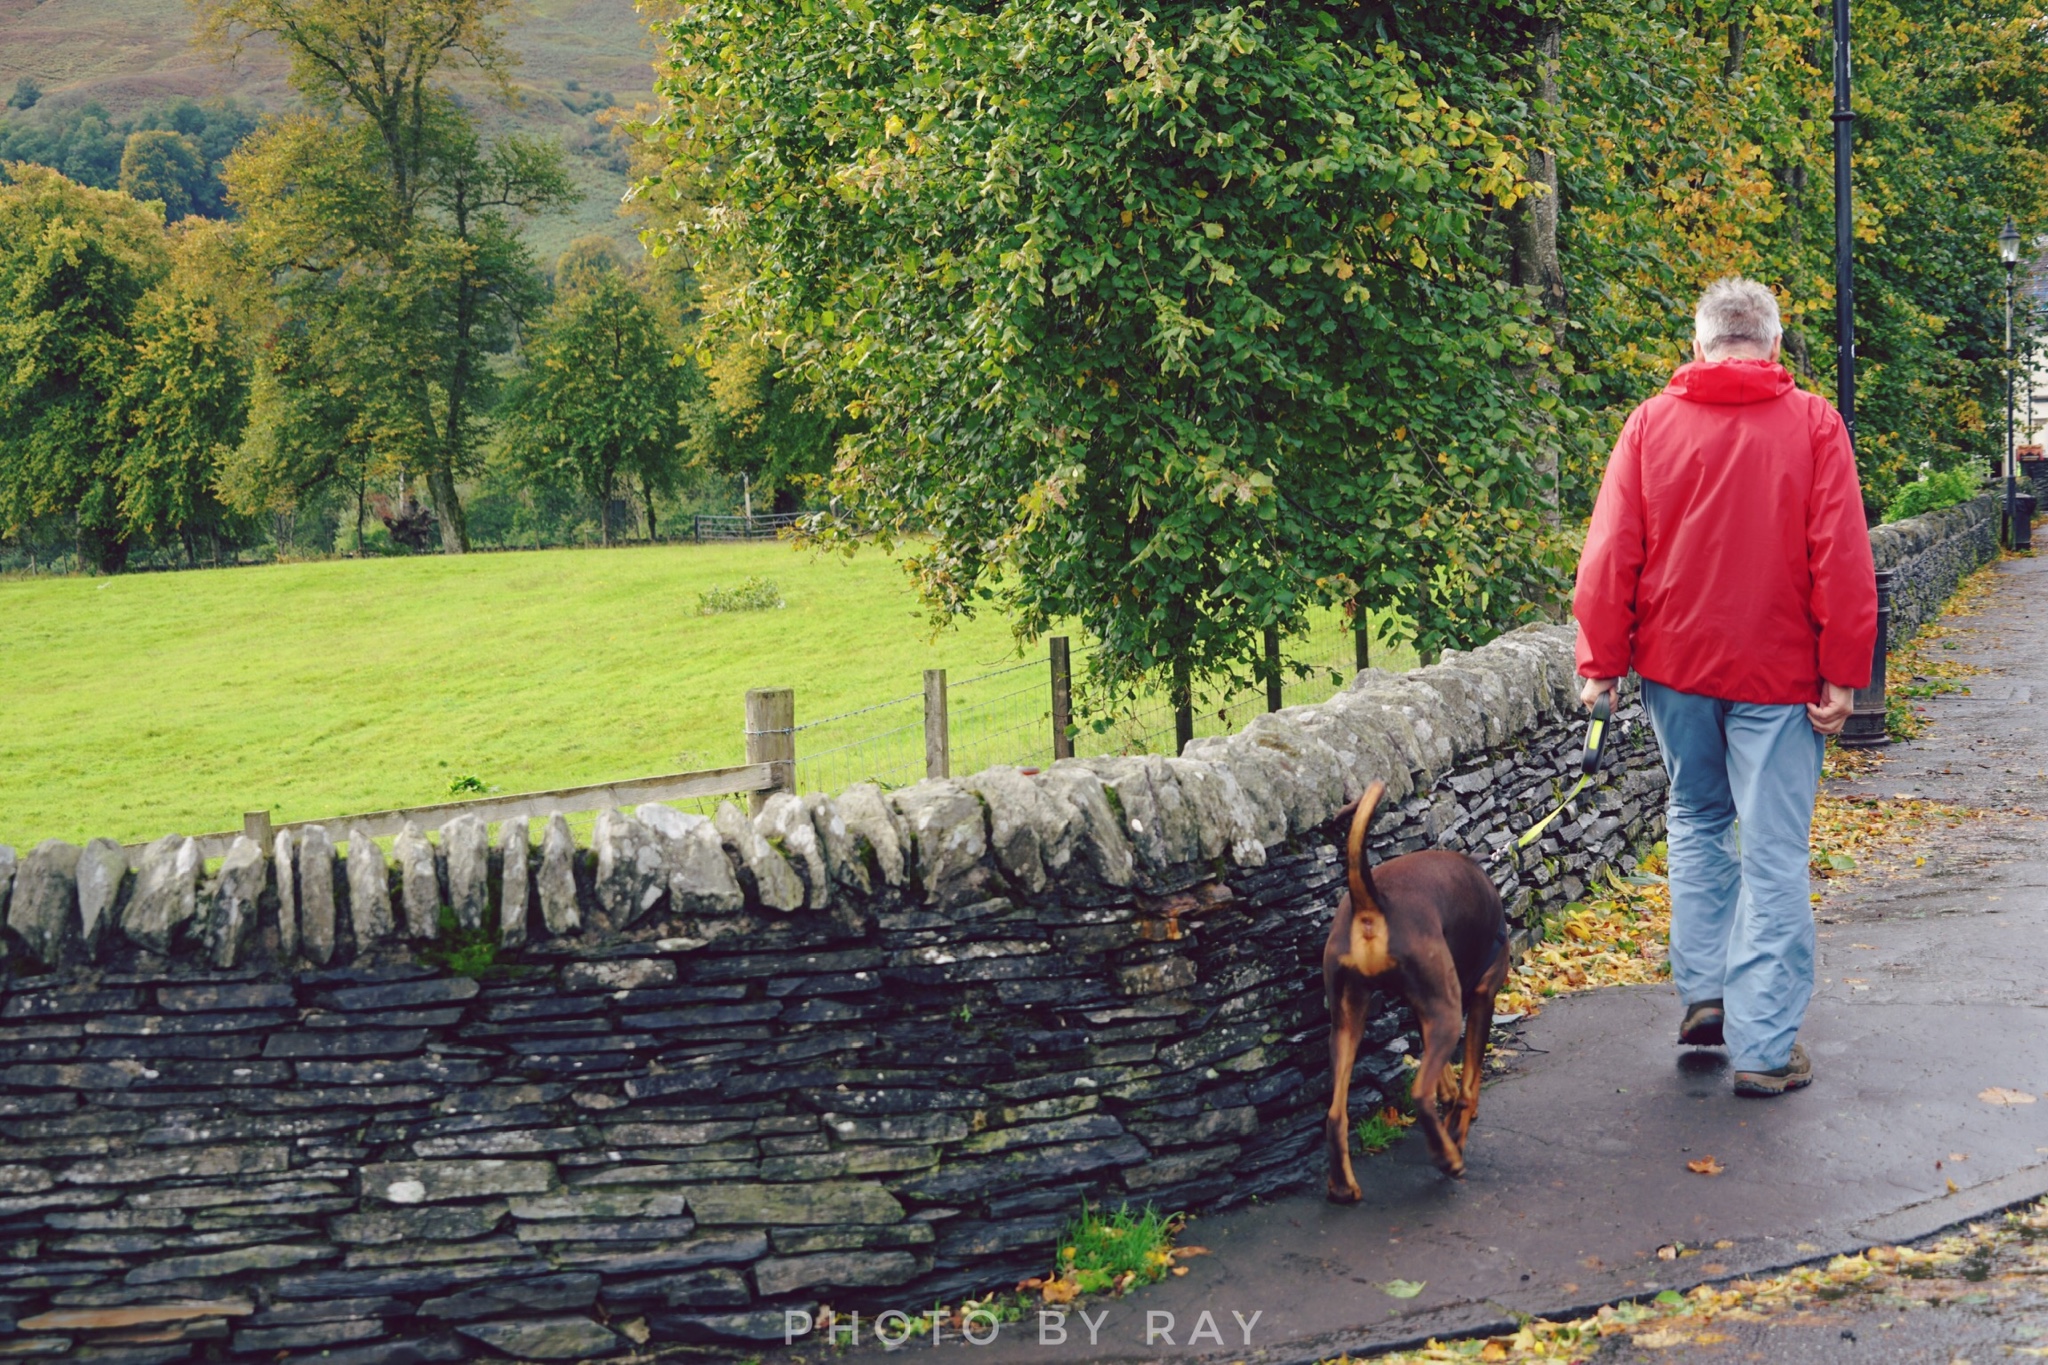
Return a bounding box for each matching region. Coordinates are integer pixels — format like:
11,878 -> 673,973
427,465 -> 469,554
1723,23 -> 1747,82
641,473 -> 658,542
600,466 -> 615,548
355,477 -> 367,557
1508,16 -> 1567,522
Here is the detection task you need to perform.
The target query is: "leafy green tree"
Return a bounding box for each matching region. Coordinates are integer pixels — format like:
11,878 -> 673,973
119,130 -> 208,221
110,220 -> 255,560
500,267 -> 690,544
8,79 -> 39,112
657,3 -> 1564,711
203,0 -> 572,552
0,164 -> 170,571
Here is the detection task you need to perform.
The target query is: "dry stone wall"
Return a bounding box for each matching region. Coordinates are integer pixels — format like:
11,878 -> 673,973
1870,492 -> 2000,645
0,501 -> 1987,1362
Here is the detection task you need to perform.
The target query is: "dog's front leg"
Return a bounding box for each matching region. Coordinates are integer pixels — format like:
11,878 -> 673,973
1324,979 -> 1372,1204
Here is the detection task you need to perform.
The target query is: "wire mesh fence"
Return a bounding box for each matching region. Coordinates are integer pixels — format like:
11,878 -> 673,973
774,608 -> 1418,797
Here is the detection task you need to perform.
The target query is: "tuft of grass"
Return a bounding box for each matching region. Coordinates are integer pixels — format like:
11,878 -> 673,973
1029,1201 -> 1183,1302
420,904 -> 507,978
697,575 -> 785,614
1354,1104 -> 1417,1155
445,773 -> 488,797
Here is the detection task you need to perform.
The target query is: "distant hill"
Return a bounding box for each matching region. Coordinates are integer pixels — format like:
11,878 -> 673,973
0,0 -> 658,262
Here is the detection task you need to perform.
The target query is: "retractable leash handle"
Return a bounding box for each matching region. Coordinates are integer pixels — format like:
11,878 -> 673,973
1509,690 -> 1614,854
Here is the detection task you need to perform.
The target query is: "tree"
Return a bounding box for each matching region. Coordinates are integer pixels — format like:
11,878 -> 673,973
7,78 -> 39,112
119,130 -> 208,221
201,0 -> 571,552
500,266 -> 690,545
110,220 -> 254,561
656,3 -> 1565,714
0,164 -> 170,572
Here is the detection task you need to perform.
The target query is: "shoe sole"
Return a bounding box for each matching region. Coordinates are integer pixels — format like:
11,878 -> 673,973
1678,1009 -> 1725,1047
1732,1070 -> 1813,1098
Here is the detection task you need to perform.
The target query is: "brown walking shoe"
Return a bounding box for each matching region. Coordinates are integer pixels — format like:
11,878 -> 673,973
1678,998 -> 1725,1047
1733,1043 -> 1813,1098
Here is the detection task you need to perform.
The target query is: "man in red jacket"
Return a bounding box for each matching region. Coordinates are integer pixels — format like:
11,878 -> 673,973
1575,276 -> 1876,1098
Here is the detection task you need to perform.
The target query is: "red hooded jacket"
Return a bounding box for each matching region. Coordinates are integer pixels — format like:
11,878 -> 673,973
1574,358 -> 1877,704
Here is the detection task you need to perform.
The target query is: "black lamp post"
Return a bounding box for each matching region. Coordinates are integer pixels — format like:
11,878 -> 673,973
1833,0 -> 1855,444
2003,219 -> 2022,547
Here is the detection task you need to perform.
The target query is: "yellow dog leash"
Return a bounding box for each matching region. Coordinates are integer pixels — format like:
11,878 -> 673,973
1511,692 -> 1612,851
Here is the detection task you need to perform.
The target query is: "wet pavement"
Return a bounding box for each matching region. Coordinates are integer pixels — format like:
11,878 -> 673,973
776,554 -> 2048,1365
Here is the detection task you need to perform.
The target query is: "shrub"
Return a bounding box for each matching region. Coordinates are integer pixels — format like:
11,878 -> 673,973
1883,467 -> 1981,524
698,576 -> 784,614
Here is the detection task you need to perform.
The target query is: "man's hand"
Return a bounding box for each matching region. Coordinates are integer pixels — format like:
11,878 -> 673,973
1808,682 -> 1855,735
1580,677 -> 1619,711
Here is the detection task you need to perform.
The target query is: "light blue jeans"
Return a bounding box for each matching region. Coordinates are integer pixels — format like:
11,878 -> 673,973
1641,680 -> 1825,1073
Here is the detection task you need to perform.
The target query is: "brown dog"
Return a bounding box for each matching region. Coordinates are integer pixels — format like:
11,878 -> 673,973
1324,779 -> 1510,1197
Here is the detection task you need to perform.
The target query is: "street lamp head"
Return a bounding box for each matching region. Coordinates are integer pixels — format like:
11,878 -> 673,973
2000,219 -> 2023,266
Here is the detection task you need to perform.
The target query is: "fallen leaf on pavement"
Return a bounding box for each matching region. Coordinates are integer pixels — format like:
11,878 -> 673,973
1383,1279 -> 1425,1299
1686,1156 -> 1725,1176
1980,1087 -> 2037,1105
1949,1152 -> 1969,1162
1655,1243 -> 1678,1260
1948,1178 -> 1960,1194
1632,1327 -> 1692,1348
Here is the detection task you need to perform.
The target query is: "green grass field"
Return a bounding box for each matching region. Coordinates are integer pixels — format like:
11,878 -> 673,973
0,544 -> 1413,850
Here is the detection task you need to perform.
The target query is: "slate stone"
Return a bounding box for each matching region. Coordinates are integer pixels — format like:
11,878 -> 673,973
318,977 -> 478,1012
752,1249 -> 920,1296
413,1127 -> 585,1158
208,836 -> 266,969
894,1137 -> 1150,1203
549,1231 -> 768,1274
74,837 -> 128,958
636,804 -> 745,915
159,981 -> 296,1013
767,1222 -> 934,1254
600,1266 -> 750,1310
714,801 -> 804,912
272,1261 -> 558,1299
648,1307 -> 805,1342
124,1241 -> 331,1284
3,985 -> 145,1018
232,1318 -> 384,1353
0,1061 -> 140,1090
0,1165 -> 52,1194
757,792 -> 830,909
458,1315 -> 621,1360
9,838 -> 82,966
294,1057 -> 490,1086
20,1300 -> 255,1330
248,1335 -> 465,1365
346,826 -> 395,944
507,1190 -> 689,1221
262,1029 -> 427,1059
537,814 -> 581,936
594,808 -> 666,927
394,821 -> 440,940
498,815 -> 531,949
63,1143 -> 291,1185
0,843 -> 13,930
562,958 -> 675,993
416,1272 -> 600,1320
330,1203 -> 508,1245
243,1296 -> 408,1327
362,1160 -> 555,1203
511,1215 -> 697,1243
296,824 -> 338,965
686,1182 -> 903,1227
442,814 -> 490,932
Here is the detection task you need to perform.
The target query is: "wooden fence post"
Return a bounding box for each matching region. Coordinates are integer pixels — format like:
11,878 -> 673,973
745,688 -> 796,813
243,810 -> 273,851
924,669 -> 950,780
1263,626 -> 1282,713
1049,637 -> 1073,761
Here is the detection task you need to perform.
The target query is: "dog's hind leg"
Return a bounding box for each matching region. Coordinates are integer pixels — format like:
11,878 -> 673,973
1454,936 -> 1514,1148
1408,989 -> 1468,1178
1324,980 -> 1372,1204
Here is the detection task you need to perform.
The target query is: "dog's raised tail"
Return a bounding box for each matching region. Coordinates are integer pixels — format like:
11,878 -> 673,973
1345,780 -> 1387,914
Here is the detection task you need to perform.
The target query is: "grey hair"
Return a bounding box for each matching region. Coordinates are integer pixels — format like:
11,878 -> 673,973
1694,276 -> 1782,357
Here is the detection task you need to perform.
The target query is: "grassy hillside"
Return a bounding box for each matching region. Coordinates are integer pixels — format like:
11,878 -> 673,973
0,545 -> 1412,850
0,0 -> 656,259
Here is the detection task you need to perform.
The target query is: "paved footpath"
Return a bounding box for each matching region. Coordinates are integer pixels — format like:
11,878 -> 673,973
782,554 -> 2048,1365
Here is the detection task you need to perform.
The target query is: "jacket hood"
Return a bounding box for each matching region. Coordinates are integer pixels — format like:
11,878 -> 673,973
1663,358 -> 1797,404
